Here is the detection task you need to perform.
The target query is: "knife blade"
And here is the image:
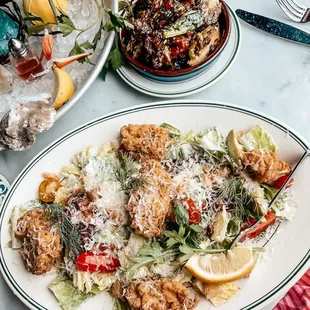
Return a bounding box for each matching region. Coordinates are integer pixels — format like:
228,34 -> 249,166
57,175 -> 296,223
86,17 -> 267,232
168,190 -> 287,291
236,9 -> 310,46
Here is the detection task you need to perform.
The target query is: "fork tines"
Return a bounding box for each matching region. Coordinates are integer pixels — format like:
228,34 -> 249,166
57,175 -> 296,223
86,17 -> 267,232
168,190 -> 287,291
276,0 -> 308,22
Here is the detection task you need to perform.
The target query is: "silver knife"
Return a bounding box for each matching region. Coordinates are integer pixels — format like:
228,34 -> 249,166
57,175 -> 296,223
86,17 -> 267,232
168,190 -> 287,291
236,9 -> 310,45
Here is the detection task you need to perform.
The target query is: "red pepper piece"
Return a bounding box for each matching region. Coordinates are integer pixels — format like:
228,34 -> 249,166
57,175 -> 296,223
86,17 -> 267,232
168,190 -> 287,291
241,211 -> 276,241
76,251 -> 120,273
273,175 -> 294,190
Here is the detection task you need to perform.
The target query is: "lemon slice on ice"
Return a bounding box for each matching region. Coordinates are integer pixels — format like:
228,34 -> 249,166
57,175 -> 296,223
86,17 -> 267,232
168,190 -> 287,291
24,0 -> 68,25
52,67 -> 74,110
185,247 -> 257,284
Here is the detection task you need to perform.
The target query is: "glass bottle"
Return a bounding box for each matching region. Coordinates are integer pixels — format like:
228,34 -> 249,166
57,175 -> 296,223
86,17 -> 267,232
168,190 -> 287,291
8,38 -> 43,80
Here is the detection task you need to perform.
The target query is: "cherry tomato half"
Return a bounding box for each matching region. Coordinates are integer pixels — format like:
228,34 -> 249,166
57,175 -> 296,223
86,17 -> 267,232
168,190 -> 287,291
38,178 -> 61,203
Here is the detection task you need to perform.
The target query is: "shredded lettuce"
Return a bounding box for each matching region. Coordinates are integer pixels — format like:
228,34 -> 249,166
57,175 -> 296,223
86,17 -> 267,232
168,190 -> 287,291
196,127 -> 227,153
261,184 -> 296,220
150,262 -> 177,277
48,276 -> 95,310
160,123 -> 181,139
163,125 -> 196,160
239,125 -> 277,152
119,233 -> 147,269
73,271 -> 117,293
97,141 -> 120,156
71,146 -> 98,169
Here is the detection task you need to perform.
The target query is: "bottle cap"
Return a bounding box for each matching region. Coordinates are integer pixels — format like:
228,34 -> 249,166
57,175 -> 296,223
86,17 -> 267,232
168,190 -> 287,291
8,38 -> 28,59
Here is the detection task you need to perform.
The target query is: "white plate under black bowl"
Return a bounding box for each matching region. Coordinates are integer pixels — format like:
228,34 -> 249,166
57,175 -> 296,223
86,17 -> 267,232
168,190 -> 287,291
117,3 -> 241,98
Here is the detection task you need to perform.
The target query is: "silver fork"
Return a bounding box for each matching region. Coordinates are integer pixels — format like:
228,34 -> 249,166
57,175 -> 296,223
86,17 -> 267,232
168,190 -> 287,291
229,148 -> 310,249
276,0 -> 310,22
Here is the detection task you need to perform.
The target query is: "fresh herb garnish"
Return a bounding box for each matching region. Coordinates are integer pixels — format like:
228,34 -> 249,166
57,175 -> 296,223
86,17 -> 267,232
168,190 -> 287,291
164,200 -> 202,249
42,203 -> 83,255
24,1 -> 106,63
164,200 -> 225,261
101,10 -> 133,80
215,178 -> 257,221
126,242 -> 179,280
113,153 -> 148,194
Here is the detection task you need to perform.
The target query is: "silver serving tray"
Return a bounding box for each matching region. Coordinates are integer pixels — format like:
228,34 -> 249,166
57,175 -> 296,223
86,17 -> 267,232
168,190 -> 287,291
56,0 -> 117,121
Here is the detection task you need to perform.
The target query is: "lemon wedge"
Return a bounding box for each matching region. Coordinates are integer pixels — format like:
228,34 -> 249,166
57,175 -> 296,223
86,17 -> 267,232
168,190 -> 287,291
185,247 -> 256,284
24,0 -> 68,25
52,67 -> 74,110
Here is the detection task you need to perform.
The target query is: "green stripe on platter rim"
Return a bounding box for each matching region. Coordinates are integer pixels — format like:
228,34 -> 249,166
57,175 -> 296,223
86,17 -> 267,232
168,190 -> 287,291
0,101 -> 309,310
117,3 -> 241,97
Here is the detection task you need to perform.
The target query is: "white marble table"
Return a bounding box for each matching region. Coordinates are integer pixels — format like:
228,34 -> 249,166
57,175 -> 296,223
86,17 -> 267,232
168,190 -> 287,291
1,0 -> 309,308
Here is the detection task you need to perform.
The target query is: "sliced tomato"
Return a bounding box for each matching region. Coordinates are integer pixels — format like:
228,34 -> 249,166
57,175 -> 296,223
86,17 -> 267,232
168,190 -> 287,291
241,217 -> 257,231
241,211 -> 276,241
273,175 -> 294,190
76,251 -> 120,273
181,198 -> 201,225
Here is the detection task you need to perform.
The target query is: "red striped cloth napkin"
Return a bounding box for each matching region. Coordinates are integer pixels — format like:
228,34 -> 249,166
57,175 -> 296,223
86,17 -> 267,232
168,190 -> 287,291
273,269 -> 310,310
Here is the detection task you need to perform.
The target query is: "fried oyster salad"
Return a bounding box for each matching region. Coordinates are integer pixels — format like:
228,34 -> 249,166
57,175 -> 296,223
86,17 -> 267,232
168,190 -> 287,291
121,0 -> 224,70
10,124 -> 297,310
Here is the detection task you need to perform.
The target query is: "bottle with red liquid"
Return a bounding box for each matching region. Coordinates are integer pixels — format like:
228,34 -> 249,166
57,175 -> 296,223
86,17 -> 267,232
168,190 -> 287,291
8,38 -> 43,80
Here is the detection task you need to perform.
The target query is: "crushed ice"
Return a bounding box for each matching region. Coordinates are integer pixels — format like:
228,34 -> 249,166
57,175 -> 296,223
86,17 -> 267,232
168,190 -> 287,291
0,0 -> 109,117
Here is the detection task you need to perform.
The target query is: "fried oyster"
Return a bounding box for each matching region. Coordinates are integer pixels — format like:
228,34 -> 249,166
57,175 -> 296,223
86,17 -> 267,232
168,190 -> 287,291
111,278 -> 199,310
242,149 -> 291,185
120,124 -> 173,161
15,209 -> 62,275
127,159 -> 172,238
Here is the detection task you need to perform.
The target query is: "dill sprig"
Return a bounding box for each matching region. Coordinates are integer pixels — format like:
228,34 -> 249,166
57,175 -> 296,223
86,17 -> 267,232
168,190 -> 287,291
113,153 -> 148,194
42,203 -> 83,256
215,178 -> 257,221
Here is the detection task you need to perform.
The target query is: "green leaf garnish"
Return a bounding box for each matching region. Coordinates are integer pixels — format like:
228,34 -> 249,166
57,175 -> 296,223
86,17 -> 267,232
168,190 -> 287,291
92,21 -> 103,50
174,200 -> 189,226
80,41 -> 94,50
69,41 -> 91,63
126,242 -> 179,280
110,46 -> 124,70
101,10 -> 133,79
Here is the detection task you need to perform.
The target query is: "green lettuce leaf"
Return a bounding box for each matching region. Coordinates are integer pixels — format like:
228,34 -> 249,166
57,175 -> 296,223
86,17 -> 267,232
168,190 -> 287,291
196,127 -> 226,153
261,184 -> 296,220
48,277 -> 95,310
239,125 -> 277,152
